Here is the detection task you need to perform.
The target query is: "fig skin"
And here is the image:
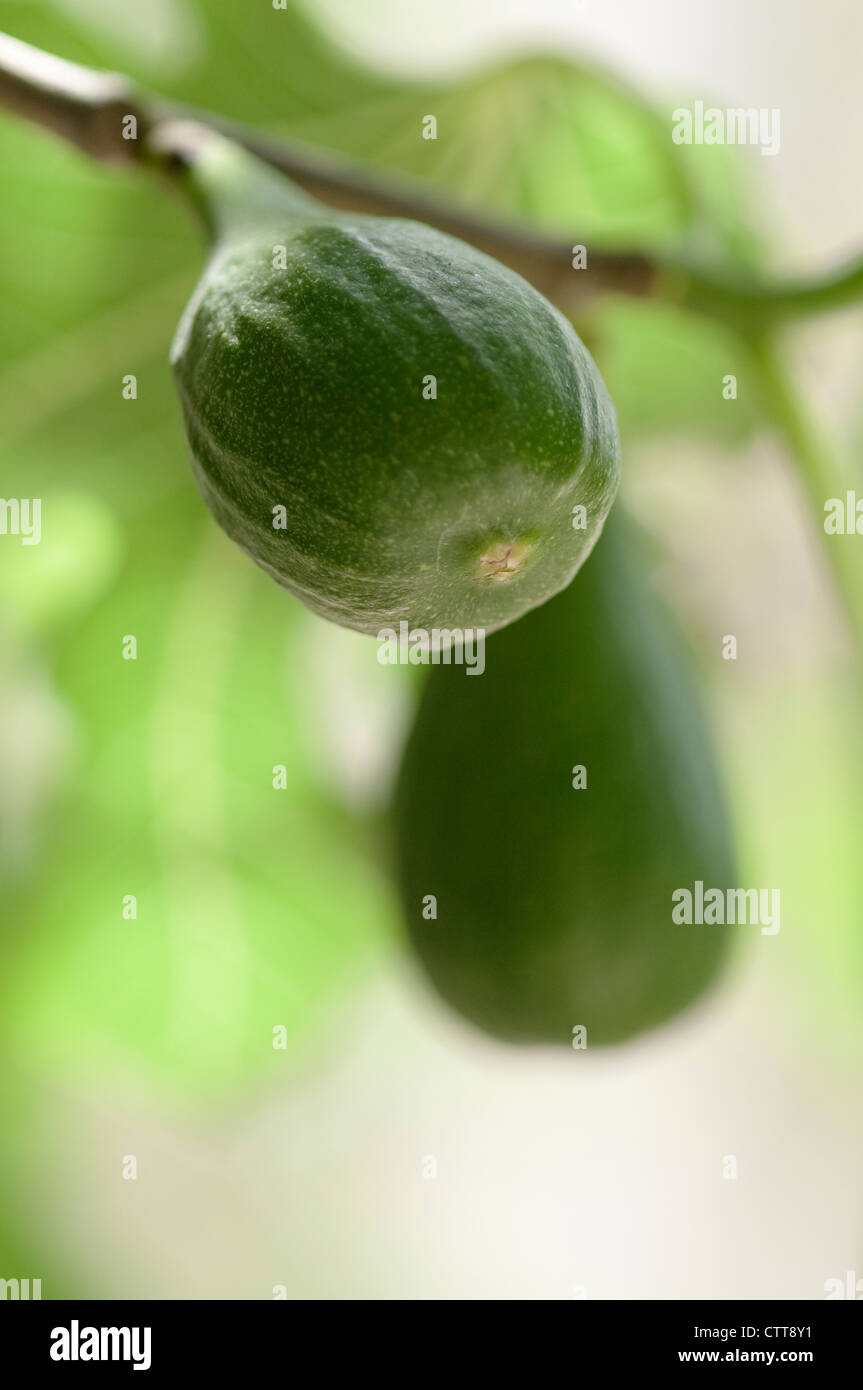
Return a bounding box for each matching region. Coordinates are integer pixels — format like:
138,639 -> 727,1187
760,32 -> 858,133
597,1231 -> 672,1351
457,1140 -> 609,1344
168,136 -> 620,635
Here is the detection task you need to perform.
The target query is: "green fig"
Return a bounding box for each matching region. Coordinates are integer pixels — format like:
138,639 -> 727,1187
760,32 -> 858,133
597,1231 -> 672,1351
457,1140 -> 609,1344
152,123 -> 620,636
393,511 -> 736,1046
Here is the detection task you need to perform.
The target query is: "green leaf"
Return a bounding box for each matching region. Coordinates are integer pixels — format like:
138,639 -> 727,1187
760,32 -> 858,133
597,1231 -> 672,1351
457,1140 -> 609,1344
288,54 -> 698,247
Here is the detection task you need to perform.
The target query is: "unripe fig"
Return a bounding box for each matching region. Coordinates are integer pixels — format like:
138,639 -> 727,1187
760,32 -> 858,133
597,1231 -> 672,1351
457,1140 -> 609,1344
155,124 -> 620,636
394,511 -> 735,1046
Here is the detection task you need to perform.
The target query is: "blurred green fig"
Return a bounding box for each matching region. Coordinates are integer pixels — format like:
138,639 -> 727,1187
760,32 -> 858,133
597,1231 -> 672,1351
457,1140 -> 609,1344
394,511 -> 736,1045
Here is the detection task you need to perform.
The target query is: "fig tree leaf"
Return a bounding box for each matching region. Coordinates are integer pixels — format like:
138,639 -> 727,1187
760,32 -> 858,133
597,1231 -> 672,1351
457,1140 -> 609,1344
287,53 -> 698,247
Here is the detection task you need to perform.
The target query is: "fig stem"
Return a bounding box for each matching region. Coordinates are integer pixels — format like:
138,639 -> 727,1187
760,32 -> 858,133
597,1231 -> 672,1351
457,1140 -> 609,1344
140,120 -> 321,242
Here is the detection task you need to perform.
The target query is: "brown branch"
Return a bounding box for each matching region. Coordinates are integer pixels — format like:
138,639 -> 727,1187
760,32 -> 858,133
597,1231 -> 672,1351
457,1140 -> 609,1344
0,31 -> 149,163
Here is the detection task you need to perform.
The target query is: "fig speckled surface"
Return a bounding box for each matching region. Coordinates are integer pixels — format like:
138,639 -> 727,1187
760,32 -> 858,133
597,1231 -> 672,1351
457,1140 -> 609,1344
171,185 -> 620,635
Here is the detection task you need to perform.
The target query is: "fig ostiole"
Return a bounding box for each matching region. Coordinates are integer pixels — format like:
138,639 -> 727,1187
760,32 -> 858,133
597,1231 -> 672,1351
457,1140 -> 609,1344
148,122 -> 621,636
